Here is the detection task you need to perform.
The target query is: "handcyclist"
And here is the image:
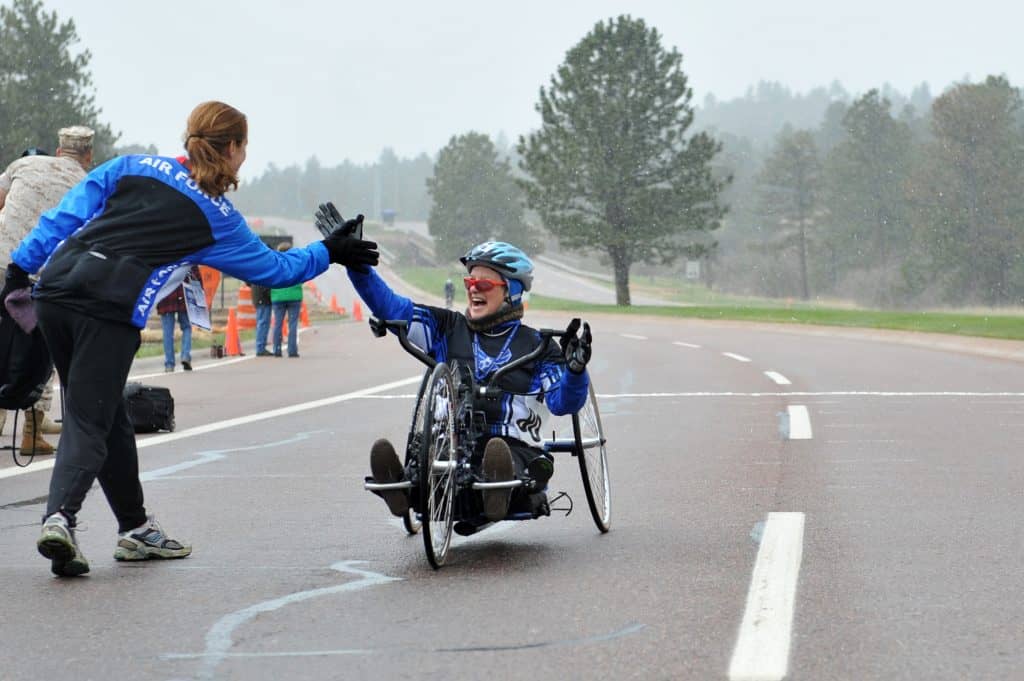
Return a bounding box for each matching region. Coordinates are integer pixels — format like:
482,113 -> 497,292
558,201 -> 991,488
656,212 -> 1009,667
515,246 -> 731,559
316,204 -> 593,527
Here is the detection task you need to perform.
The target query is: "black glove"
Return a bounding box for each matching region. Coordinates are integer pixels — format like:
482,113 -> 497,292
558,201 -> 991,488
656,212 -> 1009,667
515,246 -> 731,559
0,263 -> 30,319
560,318 -> 592,374
322,230 -> 379,273
315,202 -> 363,240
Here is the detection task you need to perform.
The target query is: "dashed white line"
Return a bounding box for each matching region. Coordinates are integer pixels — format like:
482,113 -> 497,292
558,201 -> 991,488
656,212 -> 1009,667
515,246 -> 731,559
620,333 -> 648,340
673,341 -> 701,349
723,352 -> 752,363
786,405 -> 813,440
729,511 -> 806,681
764,371 -> 791,386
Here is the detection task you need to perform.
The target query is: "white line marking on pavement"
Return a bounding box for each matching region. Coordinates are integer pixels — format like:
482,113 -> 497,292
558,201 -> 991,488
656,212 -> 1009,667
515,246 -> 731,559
729,511 -> 805,681
723,352 -> 752,362
0,375 -> 422,480
764,371 -> 791,385
128,355 -> 255,381
673,341 -> 701,348
595,391 -> 1024,398
786,406 -> 813,440
619,333 -> 648,340
187,560 -> 400,679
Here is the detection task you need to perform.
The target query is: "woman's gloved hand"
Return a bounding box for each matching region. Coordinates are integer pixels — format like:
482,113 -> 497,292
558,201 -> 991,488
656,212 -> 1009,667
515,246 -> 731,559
560,318 -> 592,374
315,203 -> 378,273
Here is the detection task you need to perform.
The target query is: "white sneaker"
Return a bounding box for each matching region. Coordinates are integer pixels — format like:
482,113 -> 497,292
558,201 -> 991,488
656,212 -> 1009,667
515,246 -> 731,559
37,512 -> 90,577
114,515 -> 191,561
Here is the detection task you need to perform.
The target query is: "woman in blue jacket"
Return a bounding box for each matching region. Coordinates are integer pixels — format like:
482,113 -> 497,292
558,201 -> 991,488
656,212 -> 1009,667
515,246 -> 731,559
0,101 -> 378,577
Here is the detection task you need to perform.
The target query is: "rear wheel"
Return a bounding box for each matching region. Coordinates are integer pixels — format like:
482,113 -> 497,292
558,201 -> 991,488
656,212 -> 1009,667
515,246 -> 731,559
420,363 -> 457,567
573,382 -> 611,532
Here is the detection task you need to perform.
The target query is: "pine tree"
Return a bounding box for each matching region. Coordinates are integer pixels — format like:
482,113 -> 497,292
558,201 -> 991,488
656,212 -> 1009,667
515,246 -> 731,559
427,132 -> 531,261
0,0 -> 118,163
518,15 -> 727,305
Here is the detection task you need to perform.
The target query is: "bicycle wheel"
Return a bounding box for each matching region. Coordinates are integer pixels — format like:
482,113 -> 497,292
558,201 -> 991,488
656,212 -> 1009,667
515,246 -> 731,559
401,373 -> 431,536
573,382 -> 611,532
420,362 -> 458,568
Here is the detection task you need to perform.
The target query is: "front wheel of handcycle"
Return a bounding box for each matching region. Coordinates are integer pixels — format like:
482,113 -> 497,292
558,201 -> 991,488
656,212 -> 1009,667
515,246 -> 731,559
419,362 -> 458,567
573,382 -> 611,532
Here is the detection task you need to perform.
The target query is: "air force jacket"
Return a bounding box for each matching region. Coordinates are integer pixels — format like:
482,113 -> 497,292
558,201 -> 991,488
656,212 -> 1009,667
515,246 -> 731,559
11,155 -> 329,328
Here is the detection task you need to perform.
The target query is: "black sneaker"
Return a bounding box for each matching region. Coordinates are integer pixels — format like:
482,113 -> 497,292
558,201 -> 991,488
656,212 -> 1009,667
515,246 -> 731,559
256,350 -> 273,357
527,455 -> 554,491
114,515 -> 191,561
482,438 -> 514,521
181,360 -> 192,371
37,512 -> 90,577
370,439 -> 410,516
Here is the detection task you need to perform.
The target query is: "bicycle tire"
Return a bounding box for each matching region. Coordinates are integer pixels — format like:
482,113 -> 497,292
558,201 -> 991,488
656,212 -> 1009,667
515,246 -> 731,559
573,382 -> 611,532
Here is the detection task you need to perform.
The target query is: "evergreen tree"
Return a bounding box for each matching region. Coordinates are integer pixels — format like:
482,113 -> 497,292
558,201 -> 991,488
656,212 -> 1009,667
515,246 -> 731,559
519,15 -> 727,305
757,127 -> 822,300
0,0 -> 118,163
908,76 -> 1024,304
823,90 -> 913,281
427,132 -> 531,261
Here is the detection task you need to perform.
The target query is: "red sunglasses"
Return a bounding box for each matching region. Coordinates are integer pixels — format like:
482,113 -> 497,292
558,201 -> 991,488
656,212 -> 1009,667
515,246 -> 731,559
463,276 -> 507,292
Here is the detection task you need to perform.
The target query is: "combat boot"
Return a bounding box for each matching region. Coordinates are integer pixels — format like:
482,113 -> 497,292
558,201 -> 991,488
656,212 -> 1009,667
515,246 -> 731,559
25,408 -> 61,434
21,414 -> 55,455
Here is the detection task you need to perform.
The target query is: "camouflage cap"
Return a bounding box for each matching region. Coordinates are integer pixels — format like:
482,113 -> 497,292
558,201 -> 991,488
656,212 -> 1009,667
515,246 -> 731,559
57,125 -> 95,152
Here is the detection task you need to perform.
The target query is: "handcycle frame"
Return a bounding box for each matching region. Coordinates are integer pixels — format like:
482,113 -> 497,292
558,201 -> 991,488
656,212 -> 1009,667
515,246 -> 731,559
363,317 -> 611,568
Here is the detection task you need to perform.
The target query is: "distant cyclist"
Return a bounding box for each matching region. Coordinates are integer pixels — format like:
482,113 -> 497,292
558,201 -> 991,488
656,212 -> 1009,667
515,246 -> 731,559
316,204 -> 592,528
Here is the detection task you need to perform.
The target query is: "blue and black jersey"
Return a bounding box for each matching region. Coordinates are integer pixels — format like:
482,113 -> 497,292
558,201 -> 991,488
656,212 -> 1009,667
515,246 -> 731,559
349,267 -> 589,446
11,155 -> 329,327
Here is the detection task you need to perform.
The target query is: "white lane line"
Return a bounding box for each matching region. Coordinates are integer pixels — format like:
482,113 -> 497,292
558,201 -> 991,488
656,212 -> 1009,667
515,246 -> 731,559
723,352 -> 752,363
786,406 -> 813,440
673,341 -> 701,349
729,511 -> 805,681
764,371 -> 791,386
0,375 -> 422,480
594,391 -> 1024,398
620,333 -> 648,340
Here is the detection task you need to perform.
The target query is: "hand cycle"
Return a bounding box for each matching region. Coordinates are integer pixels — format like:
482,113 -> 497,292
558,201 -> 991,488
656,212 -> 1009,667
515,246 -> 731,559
363,317 -> 611,569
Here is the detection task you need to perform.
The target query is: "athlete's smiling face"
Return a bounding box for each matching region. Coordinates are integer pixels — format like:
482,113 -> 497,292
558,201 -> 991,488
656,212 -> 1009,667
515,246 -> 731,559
465,265 -> 506,320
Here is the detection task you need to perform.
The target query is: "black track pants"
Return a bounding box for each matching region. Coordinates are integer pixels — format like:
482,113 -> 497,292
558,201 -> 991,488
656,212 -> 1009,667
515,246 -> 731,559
36,301 -> 146,532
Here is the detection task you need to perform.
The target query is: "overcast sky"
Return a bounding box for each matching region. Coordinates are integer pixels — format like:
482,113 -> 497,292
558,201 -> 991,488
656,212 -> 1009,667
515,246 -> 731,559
40,0 -> 1020,178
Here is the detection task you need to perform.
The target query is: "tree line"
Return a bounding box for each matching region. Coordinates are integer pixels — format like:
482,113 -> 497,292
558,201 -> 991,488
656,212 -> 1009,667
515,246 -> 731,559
4,0 -> 1023,307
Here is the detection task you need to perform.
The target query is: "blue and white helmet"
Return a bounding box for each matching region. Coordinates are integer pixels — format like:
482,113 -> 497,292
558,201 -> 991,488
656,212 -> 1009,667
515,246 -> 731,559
460,241 -> 534,305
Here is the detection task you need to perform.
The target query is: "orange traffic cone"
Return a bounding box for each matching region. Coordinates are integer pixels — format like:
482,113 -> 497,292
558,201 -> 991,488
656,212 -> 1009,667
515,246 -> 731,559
300,302 -> 311,328
224,308 -> 243,356
330,294 -> 341,314
353,300 -> 363,322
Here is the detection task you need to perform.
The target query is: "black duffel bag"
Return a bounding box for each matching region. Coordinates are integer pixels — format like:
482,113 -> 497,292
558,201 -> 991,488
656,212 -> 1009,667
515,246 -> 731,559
0,310 -> 53,411
123,382 -> 175,433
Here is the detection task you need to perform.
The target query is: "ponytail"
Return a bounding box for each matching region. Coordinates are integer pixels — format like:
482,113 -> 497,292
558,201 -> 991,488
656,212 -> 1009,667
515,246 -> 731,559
183,101 -> 248,197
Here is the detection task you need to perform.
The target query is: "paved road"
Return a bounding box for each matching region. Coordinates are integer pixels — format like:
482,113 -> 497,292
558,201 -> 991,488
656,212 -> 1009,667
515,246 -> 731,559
2,309 -> 1023,680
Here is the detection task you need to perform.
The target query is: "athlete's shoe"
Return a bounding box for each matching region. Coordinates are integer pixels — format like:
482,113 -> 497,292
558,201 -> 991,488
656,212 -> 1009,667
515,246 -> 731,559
482,438 -> 514,521
113,515 -> 192,561
370,438 -> 410,516
527,455 -> 554,491
37,512 -> 90,577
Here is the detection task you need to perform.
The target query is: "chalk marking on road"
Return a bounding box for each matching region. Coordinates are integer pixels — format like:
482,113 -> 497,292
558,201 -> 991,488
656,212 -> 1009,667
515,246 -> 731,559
141,432 -> 323,482
0,376 -> 422,480
786,406 -> 813,440
723,352 -> 752,363
764,371 -> 791,385
185,560 -> 400,679
729,511 -> 805,681
620,333 -> 648,340
673,341 -> 701,348
164,622 -> 646,661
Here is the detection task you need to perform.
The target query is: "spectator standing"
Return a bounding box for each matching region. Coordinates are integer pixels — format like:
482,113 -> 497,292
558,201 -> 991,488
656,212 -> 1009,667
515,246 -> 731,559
0,126 -> 95,455
444,277 -> 454,308
251,282 -> 273,356
270,242 -> 302,357
156,265 -> 200,372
